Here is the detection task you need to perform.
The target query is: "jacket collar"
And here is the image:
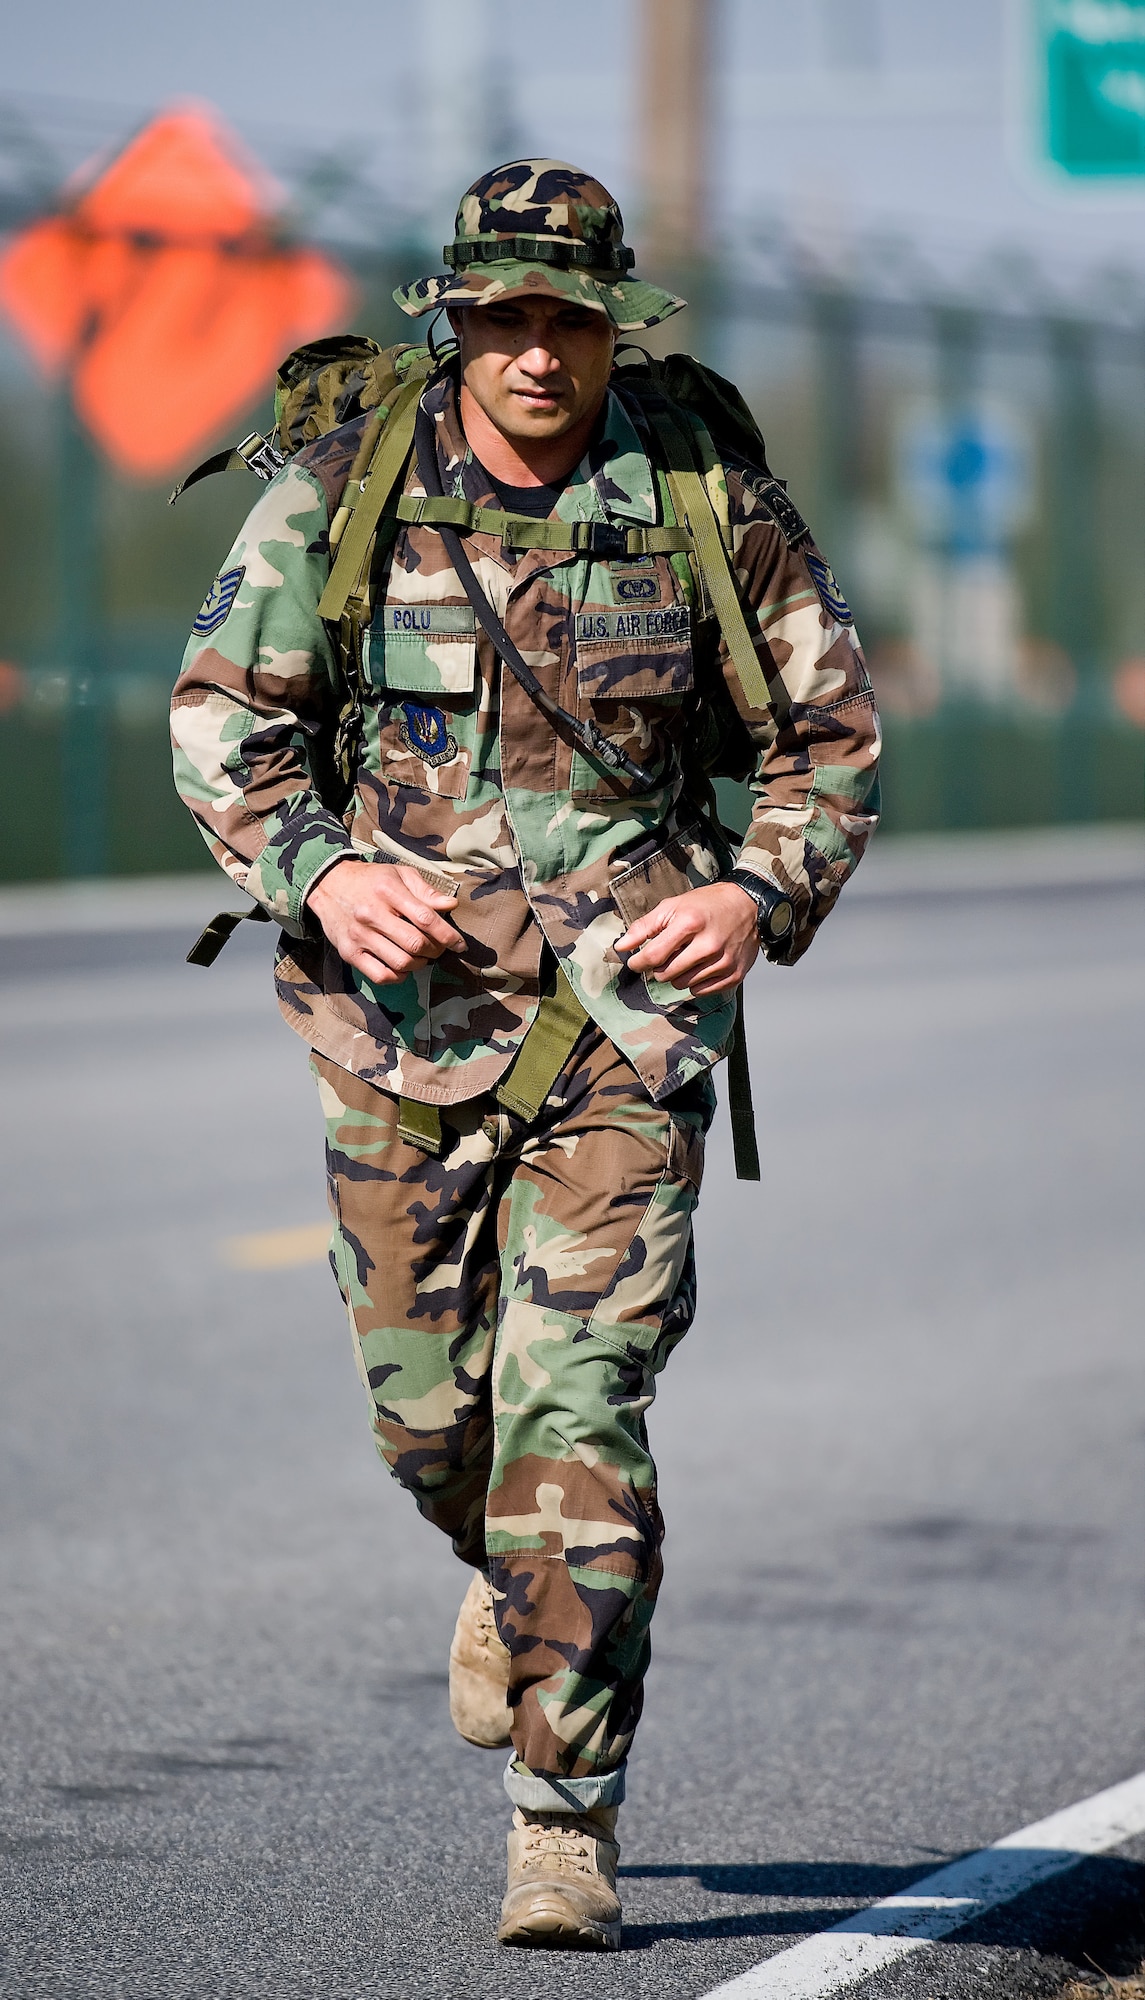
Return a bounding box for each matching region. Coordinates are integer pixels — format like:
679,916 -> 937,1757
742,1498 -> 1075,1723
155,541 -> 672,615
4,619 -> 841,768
411,368 -> 659,547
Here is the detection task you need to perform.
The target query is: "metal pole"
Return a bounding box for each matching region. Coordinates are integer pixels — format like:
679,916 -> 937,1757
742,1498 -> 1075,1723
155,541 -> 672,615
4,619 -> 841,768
1046,318 -> 1102,822
932,305 -> 983,829
809,286 -> 861,565
57,387 -> 107,877
637,0 -> 713,353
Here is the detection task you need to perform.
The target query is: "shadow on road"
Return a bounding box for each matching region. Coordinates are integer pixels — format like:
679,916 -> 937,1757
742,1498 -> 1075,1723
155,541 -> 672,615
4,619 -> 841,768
620,1860 -> 939,1894
618,1854 -> 1145,1964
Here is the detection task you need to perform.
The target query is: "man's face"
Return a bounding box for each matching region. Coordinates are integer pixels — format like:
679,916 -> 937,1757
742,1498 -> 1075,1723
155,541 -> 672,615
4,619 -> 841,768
448,297 -> 616,446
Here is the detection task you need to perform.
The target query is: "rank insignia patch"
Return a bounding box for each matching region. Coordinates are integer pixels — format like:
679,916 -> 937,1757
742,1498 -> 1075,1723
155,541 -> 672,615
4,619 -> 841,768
192,565 -> 245,636
399,701 -> 458,766
805,550 -> 853,626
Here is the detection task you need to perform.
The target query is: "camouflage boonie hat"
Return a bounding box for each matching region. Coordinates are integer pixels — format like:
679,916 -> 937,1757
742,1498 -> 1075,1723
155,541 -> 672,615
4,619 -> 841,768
395,158 -> 685,333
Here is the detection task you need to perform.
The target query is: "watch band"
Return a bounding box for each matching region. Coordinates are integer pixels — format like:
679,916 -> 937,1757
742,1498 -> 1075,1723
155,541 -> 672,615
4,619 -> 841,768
729,869 -> 796,946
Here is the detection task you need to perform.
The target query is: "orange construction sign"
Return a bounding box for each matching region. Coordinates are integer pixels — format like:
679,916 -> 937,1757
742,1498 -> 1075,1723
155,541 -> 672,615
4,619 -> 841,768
0,106 -> 352,479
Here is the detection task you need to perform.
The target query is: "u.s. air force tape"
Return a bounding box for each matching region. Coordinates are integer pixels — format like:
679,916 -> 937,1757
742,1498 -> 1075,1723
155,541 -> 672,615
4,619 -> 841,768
749,478 -> 810,549
575,605 -> 689,643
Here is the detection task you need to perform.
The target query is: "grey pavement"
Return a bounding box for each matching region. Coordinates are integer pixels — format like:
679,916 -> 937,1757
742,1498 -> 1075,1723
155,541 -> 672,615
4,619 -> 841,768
0,828 -> 1143,2000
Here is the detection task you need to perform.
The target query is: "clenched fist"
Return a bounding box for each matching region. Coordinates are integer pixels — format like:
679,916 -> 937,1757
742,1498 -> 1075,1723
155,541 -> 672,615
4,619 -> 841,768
307,859 -> 465,986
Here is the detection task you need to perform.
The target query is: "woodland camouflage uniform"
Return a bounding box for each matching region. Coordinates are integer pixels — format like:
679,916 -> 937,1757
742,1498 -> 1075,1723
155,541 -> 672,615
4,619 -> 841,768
172,158 -> 881,1818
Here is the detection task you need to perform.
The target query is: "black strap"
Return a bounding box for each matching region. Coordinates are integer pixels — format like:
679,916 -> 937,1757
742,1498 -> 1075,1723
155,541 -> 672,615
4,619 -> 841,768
412,404 -> 660,794
168,447 -> 239,506
727,987 -> 761,1181
169,432 -> 286,507
444,234 -> 635,274
186,904 -> 272,967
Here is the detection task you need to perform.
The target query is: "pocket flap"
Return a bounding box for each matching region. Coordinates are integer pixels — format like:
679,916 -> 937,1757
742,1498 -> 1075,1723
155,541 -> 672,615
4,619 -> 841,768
365,602 -> 477,694
609,824 -> 722,928
575,604 -> 693,699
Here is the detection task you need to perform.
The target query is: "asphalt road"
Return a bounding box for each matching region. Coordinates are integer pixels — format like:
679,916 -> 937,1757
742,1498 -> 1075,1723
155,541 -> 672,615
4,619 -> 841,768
1,833 -> 1142,2000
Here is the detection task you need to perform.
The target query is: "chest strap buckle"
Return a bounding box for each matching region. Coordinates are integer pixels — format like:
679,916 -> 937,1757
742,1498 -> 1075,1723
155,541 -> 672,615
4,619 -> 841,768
572,521 -> 629,559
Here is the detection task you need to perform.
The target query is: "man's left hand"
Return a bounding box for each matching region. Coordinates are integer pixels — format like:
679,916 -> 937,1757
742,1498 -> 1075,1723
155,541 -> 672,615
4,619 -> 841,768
616,883 -> 760,996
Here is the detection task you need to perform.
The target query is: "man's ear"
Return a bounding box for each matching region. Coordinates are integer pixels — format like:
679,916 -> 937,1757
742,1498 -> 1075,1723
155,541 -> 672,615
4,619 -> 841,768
446,308 -> 464,353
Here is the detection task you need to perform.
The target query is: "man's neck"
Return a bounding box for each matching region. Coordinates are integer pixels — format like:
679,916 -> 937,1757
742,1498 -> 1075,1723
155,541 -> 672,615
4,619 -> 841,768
458,383 -> 606,489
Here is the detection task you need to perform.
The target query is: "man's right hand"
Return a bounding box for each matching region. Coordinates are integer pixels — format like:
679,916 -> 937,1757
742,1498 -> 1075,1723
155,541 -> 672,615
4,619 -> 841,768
306,859 -> 465,985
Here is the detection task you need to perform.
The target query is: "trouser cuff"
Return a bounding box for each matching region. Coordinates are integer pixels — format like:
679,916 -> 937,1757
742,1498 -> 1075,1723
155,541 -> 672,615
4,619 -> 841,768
503,1757 -> 626,1813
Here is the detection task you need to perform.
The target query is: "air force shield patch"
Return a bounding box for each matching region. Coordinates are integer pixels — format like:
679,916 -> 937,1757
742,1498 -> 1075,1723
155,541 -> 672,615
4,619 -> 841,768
399,702 -> 458,767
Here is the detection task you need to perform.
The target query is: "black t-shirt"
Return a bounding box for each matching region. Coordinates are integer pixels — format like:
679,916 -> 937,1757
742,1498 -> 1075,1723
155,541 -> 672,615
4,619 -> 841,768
486,473 -> 563,519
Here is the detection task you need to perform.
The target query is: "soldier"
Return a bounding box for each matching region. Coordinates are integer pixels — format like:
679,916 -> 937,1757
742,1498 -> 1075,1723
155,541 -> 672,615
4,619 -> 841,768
172,159 -> 880,1951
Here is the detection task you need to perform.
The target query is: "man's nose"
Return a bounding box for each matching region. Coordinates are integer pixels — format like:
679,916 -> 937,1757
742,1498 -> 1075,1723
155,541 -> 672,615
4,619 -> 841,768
518,342 -> 561,376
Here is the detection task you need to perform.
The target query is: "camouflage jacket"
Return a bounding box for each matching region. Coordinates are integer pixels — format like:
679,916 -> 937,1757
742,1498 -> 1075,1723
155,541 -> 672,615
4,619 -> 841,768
171,368 -> 880,1106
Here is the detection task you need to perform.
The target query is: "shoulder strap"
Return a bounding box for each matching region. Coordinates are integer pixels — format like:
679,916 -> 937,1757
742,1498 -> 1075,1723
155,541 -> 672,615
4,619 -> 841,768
645,406 -> 791,725
316,376 -> 425,623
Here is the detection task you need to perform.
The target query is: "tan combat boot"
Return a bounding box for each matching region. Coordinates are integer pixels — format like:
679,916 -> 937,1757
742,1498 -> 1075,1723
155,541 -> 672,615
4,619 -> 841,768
497,1804 -> 621,1950
448,1570 -> 512,1748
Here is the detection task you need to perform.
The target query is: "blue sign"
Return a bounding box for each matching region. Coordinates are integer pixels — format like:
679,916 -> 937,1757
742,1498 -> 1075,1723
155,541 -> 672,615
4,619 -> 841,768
897,404 -> 1032,556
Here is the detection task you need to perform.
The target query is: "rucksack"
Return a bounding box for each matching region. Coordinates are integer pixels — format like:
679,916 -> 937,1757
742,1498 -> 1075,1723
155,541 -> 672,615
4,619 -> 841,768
173,334 -> 799,808
175,339 -> 803,1179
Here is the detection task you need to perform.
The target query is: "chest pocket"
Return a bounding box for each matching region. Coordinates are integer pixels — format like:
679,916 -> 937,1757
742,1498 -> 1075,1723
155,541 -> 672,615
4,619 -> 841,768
363,601 -> 476,800
571,594 -> 694,801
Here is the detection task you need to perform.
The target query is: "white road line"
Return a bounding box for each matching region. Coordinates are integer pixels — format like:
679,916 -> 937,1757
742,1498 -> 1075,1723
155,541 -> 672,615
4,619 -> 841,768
702,1770 -> 1145,2000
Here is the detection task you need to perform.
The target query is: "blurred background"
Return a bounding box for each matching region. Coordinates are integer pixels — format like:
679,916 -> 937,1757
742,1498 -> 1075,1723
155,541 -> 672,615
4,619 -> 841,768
0,0 -> 1143,882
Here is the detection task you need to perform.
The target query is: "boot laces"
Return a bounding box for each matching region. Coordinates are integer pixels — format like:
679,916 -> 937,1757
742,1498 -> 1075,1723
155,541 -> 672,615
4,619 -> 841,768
520,1815 -> 597,1876
474,1578 -> 503,1651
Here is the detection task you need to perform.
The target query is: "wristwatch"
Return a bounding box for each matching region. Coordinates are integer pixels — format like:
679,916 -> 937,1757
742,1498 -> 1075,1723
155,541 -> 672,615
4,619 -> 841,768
729,869 -> 796,951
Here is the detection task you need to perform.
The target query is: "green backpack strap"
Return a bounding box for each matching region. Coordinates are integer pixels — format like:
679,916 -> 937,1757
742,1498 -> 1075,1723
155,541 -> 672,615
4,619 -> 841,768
495,961 -> 589,1122
396,963 -> 588,1156
647,407 -> 791,726
397,1096 -> 444,1156
317,375 -> 426,624
643,404 -> 770,1183
325,409 -> 385,553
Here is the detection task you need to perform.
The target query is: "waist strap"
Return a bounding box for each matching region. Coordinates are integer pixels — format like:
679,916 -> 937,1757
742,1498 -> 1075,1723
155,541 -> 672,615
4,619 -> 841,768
397,962 -> 588,1154
495,962 -> 588,1121
396,1094 -> 445,1156
727,988 -> 760,1181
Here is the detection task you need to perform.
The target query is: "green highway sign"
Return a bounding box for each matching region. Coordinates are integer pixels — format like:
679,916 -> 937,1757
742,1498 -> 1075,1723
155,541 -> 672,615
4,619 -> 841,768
1038,0 -> 1145,175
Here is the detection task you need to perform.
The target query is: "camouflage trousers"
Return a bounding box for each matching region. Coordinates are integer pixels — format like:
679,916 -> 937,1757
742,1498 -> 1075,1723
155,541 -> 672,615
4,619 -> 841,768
312,1026 -> 713,1813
